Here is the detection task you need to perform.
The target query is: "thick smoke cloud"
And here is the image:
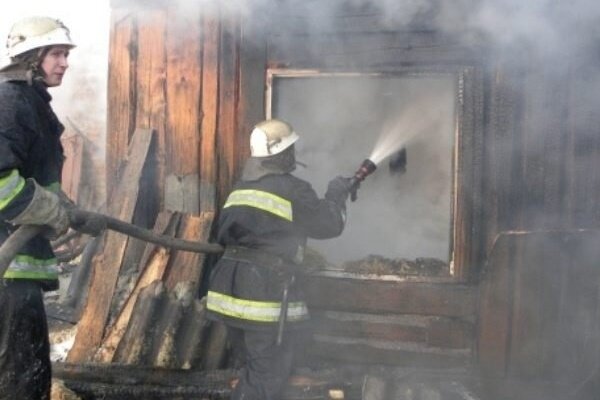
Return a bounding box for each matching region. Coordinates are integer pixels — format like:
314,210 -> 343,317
274,76 -> 455,264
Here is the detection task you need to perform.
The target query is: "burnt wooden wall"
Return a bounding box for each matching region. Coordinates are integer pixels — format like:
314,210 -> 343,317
105,0 -> 600,380
107,0 -> 265,216
476,49 -> 600,381
478,230 -> 600,385
481,55 -> 600,251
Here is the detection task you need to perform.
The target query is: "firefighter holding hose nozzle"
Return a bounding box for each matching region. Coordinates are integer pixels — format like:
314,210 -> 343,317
206,119 -> 352,400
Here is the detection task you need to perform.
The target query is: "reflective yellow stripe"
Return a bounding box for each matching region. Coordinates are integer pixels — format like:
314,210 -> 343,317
206,291 -> 309,322
3,255 -> 59,280
0,170 -> 26,210
3,270 -> 59,280
223,189 -> 293,221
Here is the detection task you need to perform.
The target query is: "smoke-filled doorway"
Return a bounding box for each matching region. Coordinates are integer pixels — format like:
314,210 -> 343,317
269,71 -> 457,271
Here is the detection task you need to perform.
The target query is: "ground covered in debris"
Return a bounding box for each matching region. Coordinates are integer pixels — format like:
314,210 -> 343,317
302,248 -> 449,277
342,255 -> 448,276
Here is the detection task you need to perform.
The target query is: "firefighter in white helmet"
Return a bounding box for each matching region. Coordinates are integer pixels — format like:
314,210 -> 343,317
207,119 -> 352,400
0,16 -> 75,399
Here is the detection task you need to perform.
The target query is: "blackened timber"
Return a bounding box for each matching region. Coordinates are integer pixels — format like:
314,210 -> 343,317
310,311 -> 472,349
453,66 -> 485,281
202,321 -> 229,370
477,233 -> 514,377
309,335 -> 470,368
163,212 -> 215,292
106,10 -> 136,190
151,286 -> 185,367
199,2 -> 220,214
135,10 -> 167,210
268,0 -> 476,34
238,6 -> 267,167
113,281 -> 166,364
178,298 -> 210,369
96,212 -> 179,362
481,64 -> 522,254
303,274 -> 475,318
268,33 -> 482,70
216,12 -> 240,206
477,230 -> 600,383
68,128 -> 155,363
53,362 -> 235,387
61,381 -> 230,400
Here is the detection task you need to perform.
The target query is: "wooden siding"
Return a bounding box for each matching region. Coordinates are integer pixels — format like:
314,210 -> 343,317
478,230 -> 600,383
104,0 -> 600,378
107,2 -> 262,215
266,5 -> 485,281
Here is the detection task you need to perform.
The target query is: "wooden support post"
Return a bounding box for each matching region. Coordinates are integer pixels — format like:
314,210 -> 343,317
199,2 -> 220,214
68,128 -> 155,363
163,211 -> 214,292
113,281 -> 166,364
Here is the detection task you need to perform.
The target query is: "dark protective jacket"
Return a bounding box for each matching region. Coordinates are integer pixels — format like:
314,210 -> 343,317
0,75 -> 65,290
207,172 -> 346,330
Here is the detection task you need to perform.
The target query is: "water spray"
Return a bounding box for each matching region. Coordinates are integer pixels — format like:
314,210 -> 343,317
346,104 -> 428,200
347,148 -> 407,201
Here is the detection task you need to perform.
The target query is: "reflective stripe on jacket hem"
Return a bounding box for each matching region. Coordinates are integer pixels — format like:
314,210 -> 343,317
223,189 -> 293,221
3,255 -> 59,280
0,169 -> 26,210
206,290 -> 308,322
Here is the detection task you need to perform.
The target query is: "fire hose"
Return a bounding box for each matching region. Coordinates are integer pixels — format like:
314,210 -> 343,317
0,158 -> 384,342
0,209 -> 225,278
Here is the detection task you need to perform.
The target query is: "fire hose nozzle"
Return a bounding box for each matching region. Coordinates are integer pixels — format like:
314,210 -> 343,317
348,158 -> 377,201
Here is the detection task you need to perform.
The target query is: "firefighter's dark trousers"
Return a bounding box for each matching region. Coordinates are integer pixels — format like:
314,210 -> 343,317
229,327 -> 297,400
0,280 -> 51,400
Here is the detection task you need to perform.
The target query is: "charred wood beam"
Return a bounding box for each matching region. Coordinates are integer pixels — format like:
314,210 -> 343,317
113,281 -> 166,364
63,236 -> 102,312
53,362 -> 235,388
53,363 -> 355,400
303,274 -> 476,318
308,335 -> 471,368
60,381 -> 230,400
310,311 -> 473,349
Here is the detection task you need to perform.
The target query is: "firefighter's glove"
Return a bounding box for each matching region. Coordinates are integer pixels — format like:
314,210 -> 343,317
68,210 -> 106,237
58,190 -> 77,210
9,181 -> 70,239
325,176 -> 352,206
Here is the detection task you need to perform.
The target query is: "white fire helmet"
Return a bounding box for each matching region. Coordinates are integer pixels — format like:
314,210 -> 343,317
250,119 -> 299,157
6,17 -> 75,59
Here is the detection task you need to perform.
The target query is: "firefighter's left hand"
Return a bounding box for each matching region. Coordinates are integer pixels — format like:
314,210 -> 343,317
325,176 -> 352,205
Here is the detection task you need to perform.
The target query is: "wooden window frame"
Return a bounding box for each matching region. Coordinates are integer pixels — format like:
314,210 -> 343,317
265,66 -> 484,282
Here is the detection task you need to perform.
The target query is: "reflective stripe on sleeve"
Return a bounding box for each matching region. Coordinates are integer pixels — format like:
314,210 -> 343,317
223,189 -> 293,221
206,290 -> 309,322
3,254 -> 59,280
0,170 -> 26,210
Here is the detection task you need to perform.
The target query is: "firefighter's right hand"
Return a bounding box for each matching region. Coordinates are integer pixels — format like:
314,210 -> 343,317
9,181 -> 70,239
325,176 -> 352,205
